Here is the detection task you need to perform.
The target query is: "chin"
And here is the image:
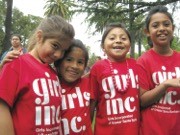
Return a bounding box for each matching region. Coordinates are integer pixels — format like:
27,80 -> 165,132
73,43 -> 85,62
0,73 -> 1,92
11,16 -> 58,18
66,78 -> 76,83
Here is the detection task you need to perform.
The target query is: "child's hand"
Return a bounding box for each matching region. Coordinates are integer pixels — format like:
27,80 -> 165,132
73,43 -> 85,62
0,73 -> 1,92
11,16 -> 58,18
1,50 -> 21,66
163,78 -> 180,88
19,48 -> 23,55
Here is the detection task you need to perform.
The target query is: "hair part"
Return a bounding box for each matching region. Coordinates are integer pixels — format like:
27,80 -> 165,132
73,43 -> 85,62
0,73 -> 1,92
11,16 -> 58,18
27,15 -> 75,51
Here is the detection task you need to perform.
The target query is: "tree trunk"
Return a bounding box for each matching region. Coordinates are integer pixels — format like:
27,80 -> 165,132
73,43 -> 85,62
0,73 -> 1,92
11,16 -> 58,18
129,0 -> 135,58
1,0 -> 13,54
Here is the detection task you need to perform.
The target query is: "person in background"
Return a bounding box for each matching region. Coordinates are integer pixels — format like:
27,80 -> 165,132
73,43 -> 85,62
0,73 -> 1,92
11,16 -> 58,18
90,23 -> 140,135
54,39 -> 93,135
137,5 -> 180,135
0,15 -> 75,135
0,34 -> 27,70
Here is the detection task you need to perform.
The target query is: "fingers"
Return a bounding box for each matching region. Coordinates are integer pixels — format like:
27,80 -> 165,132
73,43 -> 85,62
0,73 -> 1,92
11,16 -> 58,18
8,50 -> 21,58
174,78 -> 180,87
178,79 -> 180,87
1,50 -> 21,65
164,78 -> 180,88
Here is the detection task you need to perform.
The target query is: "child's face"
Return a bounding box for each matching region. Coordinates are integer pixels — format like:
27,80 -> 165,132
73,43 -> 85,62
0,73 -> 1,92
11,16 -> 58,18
59,47 -> 86,83
34,31 -> 72,64
146,13 -> 174,47
38,39 -> 71,64
103,27 -> 131,62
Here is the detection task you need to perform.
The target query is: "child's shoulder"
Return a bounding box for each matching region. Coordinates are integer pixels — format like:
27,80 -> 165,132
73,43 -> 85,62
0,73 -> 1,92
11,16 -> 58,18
95,59 -> 108,65
126,57 -> 136,63
92,59 -> 108,68
81,77 -> 89,82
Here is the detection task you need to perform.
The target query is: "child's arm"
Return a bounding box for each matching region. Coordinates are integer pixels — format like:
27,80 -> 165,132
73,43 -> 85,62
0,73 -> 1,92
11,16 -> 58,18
140,78 -> 180,108
90,99 -> 97,122
0,99 -> 15,135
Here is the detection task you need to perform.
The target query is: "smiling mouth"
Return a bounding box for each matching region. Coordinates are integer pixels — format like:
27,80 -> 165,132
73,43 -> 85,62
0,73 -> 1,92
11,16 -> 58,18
68,70 -> 78,76
158,34 -> 167,39
113,46 -> 124,50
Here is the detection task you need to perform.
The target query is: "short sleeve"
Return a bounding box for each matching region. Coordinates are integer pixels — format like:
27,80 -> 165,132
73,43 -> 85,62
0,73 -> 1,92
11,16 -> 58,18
0,62 -> 19,107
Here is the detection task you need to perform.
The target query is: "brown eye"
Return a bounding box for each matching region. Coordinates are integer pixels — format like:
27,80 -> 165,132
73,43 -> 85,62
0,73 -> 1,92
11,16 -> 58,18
152,23 -> 158,28
78,60 -> 84,65
66,57 -> 72,62
52,44 -> 59,49
121,37 -> 127,41
109,37 -> 115,40
163,21 -> 171,27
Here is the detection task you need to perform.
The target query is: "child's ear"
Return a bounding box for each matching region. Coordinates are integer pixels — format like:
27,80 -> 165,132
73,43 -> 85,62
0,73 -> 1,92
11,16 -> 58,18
144,28 -> 150,37
101,44 -> 105,51
102,48 -> 106,57
172,25 -> 175,32
36,30 -> 43,42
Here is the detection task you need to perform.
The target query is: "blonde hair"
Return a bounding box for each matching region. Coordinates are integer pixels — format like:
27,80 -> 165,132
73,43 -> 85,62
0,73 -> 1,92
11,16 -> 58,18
27,15 -> 75,51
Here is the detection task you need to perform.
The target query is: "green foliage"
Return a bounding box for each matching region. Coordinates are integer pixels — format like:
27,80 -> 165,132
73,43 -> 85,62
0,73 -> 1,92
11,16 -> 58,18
12,8 -> 42,45
88,53 -> 97,67
74,0 -> 180,57
44,0 -> 76,21
0,6 -> 42,54
171,36 -> 180,51
0,0 -> 7,53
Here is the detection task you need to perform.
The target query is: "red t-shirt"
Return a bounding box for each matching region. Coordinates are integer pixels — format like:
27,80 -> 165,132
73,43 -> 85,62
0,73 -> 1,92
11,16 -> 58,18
90,58 -> 140,135
60,78 -> 93,135
137,49 -> 180,135
0,53 -> 63,135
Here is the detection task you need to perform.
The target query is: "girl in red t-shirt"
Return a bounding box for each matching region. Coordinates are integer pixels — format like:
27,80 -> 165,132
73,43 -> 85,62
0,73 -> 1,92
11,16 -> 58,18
54,39 -> 93,135
90,23 -> 140,135
0,15 -> 74,135
137,5 -> 180,135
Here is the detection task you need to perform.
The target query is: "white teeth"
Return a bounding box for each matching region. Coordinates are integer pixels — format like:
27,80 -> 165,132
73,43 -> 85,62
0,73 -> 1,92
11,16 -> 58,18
113,46 -> 124,49
158,34 -> 167,39
113,48 -> 123,50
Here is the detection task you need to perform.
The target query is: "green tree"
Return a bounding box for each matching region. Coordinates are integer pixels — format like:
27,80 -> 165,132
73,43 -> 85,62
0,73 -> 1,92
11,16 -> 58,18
12,8 -> 42,45
0,0 -> 6,53
76,0 -> 180,57
44,0 -> 76,21
0,6 -> 42,55
170,36 -> 180,51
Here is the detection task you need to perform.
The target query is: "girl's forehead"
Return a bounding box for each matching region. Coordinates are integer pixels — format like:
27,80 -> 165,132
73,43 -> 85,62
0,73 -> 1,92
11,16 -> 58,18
68,48 -> 85,58
69,47 -> 84,55
107,28 -> 127,36
150,13 -> 171,23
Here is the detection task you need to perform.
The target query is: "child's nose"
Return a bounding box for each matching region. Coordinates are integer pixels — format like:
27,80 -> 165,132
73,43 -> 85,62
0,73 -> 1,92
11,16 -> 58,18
54,50 -> 64,59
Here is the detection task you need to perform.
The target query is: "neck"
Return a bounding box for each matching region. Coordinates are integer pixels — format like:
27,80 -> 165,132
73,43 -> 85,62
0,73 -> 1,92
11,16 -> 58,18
153,45 -> 173,56
60,78 -> 81,86
13,46 -> 22,51
108,57 -> 126,62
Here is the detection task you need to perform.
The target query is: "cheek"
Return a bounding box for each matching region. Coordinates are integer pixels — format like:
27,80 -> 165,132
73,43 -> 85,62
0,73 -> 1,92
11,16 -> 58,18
127,45 -> 131,50
41,46 -> 53,56
38,48 -> 47,57
59,63 -> 66,72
